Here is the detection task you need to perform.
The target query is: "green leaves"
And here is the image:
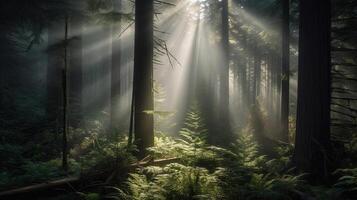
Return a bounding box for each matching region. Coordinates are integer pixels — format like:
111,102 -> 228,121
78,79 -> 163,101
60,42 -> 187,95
125,163 -> 222,200
334,168 -> 357,193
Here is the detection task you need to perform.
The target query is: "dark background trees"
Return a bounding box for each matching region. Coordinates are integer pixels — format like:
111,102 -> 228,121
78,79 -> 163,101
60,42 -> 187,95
0,0 -> 357,199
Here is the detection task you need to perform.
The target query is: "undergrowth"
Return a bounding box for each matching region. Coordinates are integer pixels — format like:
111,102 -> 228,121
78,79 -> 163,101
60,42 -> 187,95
2,107 -> 357,200
105,106 -> 309,200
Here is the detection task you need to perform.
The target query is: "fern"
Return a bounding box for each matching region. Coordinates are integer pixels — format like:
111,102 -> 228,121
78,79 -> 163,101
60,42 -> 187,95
333,168 -> 357,196
120,163 -> 222,200
149,104 -> 217,166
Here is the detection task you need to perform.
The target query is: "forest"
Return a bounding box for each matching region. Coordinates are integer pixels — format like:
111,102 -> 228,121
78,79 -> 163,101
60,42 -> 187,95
0,0 -> 356,199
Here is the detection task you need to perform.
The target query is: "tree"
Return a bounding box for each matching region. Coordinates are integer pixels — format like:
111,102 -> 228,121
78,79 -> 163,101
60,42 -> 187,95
62,15 -> 70,172
133,0 -> 154,157
293,0 -> 332,182
280,0 -> 290,142
219,0 -> 231,144
253,42 -> 261,104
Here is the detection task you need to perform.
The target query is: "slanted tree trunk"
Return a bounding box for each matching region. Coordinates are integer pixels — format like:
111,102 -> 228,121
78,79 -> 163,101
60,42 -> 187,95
293,0 -> 332,182
280,0 -> 290,142
62,16 -> 69,172
133,0 -> 154,157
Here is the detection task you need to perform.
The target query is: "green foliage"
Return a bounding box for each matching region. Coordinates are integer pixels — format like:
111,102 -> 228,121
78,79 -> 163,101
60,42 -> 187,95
265,144 -> 294,174
0,144 -> 25,171
20,159 -> 80,181
122,130 -> 306,200
0,120 -> 135,191
306,168 -> 357,200
0,158 -> 79,190
77,192 -> 102,200
149,105 -> 218,168
334,168 -> 357,195
112,106 -> 308,200
116,163 -> 222,200
242,173 -> 305,200
74,130 -> 136,175
231,133 -> 266,168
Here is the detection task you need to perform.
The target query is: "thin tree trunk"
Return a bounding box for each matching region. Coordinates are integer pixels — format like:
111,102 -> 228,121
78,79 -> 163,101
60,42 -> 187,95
268,54 -> 274,116
133,0 -> 154,158
293,0 -> 332,182
62,15 -> 69,172
280,0 -> 290,142
128,91 -> 134,146
253,45 -> 261,102
274,53 -> 282,124
219,0 -> 231,144
240,32 -> 248,123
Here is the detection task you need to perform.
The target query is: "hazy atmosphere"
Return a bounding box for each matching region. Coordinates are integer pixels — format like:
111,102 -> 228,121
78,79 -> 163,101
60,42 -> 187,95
0,0 -> 356,199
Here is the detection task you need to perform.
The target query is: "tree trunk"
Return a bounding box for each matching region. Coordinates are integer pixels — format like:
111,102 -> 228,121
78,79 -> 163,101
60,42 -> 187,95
239,32 -> 248,124
253,45 -> 261,103
268,54 -> 274,117
293,0 -> 332,182
274,53 -> 282,124
62,16 -> 69,172
280,0 -> 290,142
219,0 -> 231,144
133,0 -> 154,157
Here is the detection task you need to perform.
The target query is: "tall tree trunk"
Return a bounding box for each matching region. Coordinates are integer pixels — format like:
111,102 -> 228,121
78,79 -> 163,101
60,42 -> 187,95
110,0 -> 122,131
219,0 -> 231,144
280,0 -> 290,142
293,0 -> 332,182
62,16 -> 69,172
0,31 -> 5,113
239,32 -> 248,124
69,16 -> 83,127
268,53 -> 274,116
275,53 -> 282,124
133,0 -> 154,157
253,45 -> 261,103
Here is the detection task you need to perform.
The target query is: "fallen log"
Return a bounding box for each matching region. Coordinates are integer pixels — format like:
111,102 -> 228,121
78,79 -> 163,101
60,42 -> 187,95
0,157 -> 179,199
0,177 -> 80,200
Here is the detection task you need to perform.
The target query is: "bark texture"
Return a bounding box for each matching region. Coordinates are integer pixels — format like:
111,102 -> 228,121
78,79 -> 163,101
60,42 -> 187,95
280,0 -> 290,142
133,0 -> 154,157
293,0 -> 332,182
